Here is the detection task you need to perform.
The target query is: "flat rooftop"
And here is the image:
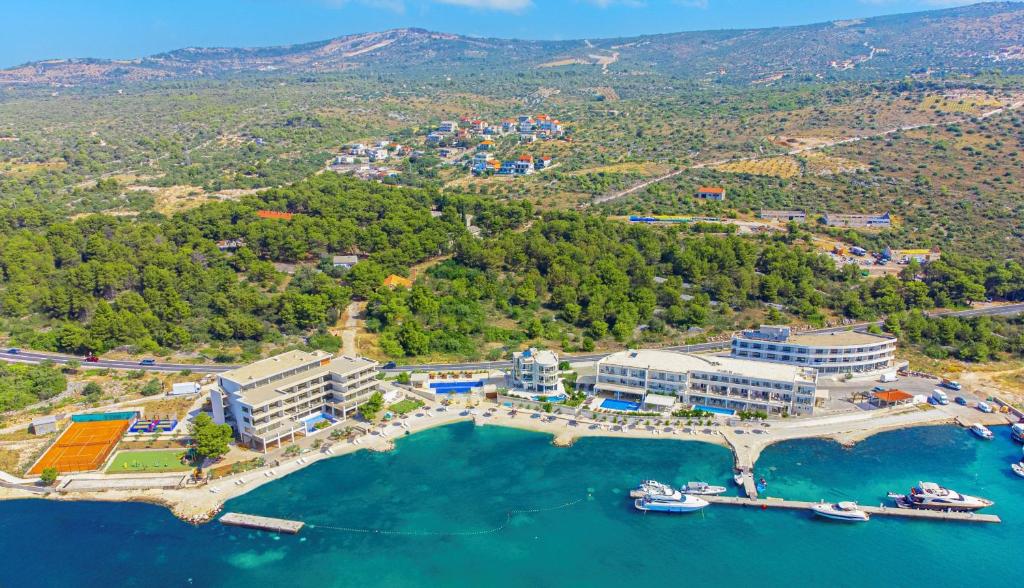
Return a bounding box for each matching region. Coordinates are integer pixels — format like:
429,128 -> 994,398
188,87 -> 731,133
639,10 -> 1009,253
787,331 -> 895,347
238,354 -> 376,407
601,349 -> 814,382
219,350 -> 332,386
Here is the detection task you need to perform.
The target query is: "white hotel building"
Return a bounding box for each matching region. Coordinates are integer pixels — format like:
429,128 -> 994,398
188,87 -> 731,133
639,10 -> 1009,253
210,350 -> 380,451
730,325 -> 898,376
510,347 -> 560,394
595,349 -> 819,416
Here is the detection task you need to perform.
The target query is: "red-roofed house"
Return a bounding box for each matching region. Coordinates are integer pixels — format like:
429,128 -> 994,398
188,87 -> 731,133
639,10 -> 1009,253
696,186 -> 726,201
514,155 -> 534,175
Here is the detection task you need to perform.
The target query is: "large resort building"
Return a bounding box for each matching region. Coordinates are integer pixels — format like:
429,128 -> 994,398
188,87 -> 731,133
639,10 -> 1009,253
594,349 -> 819,416
730,325 -> 898,376
210,350 -> 380,451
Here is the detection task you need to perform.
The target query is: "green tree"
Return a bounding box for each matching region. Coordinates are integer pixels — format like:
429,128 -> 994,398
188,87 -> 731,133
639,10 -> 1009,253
190,413 -> 233,460
358,391 -> 385,421
40,467 -> 59,486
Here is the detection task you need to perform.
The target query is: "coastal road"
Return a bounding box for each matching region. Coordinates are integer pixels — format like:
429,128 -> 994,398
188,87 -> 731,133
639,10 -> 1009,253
2,303 -> 1023,375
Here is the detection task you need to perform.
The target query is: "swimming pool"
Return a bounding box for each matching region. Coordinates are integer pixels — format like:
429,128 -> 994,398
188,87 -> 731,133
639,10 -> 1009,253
693,404 -> 736,416
600,399 -> 641,411
430,380 -> 484,394
301,413 -> 336,433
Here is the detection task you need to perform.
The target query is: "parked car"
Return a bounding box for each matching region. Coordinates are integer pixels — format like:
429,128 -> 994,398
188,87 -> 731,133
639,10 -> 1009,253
382,361 -> 397,369
84,355 -> 100,363
6,348 -> 19,354
871,385 -> 886,392
139,358 -> 156,366
955,396 -> 967,406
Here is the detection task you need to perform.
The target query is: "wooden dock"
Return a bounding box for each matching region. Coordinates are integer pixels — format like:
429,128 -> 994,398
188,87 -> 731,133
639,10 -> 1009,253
703,495 -> 1001,524
220,512 -> 305,534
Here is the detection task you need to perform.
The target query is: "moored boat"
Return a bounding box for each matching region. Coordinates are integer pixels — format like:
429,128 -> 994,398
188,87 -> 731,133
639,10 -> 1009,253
811,501 -> 870,522
634,494 -> 709,513
733,472 -> 745,486
1011,463 -> 1024,479
1011,423 -> 1024,443
629,480 -> 681,500
970,423 -> 994,440
887,481 -> 993,511
681,481 -> 727,495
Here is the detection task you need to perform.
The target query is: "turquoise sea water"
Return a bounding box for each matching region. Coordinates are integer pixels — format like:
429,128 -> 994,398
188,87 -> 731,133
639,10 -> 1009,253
1,422 -> 1021,587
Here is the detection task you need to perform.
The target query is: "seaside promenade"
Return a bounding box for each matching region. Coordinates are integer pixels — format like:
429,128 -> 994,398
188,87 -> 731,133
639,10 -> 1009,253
0,395 -> 1013,523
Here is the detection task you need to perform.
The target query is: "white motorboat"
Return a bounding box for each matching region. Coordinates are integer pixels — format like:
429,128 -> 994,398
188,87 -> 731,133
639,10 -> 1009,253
681,481 -> 727,496
629,480 -> 681,500
811,501 -> 870,522
1011,463 -> 1024,479
733,473 -> 745,486
634,494 -> 709,513
970,423 -> 994,440
1011,423 -> 1024,443
887,481 -> 993,511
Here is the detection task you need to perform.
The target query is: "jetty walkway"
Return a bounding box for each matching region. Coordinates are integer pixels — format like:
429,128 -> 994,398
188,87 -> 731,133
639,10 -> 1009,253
703,495 -> 1001,524
220,513 -> 305,534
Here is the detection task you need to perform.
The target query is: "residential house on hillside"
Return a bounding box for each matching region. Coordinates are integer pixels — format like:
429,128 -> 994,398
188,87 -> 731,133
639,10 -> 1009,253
332,255 -> 360,269
514,155 -> 534,175
695,186 -> 726,201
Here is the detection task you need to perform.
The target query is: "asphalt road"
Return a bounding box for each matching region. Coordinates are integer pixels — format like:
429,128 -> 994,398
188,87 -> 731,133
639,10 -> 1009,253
2,303 -> 1023,374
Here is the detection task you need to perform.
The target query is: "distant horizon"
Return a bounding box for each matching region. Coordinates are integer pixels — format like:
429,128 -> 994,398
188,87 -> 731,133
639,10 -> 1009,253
2,0 -> 1015,69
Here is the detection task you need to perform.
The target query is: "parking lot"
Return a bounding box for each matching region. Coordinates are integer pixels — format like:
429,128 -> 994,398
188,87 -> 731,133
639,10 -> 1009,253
819,374 -> 985,415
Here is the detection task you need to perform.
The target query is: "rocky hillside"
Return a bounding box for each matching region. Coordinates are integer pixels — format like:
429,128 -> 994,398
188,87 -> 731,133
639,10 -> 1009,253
2,2 -> 1023,86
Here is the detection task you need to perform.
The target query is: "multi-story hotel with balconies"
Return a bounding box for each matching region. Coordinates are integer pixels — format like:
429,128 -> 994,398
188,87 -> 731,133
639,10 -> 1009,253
510,347 -> 561,394
595,349 -> 819,416
210,350 -> 379,451
730,325 -> 898,376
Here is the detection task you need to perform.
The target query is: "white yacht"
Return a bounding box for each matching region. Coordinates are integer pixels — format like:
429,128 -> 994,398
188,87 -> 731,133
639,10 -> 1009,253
681,481 -> 727,495
970,423 -> 994,440
629,480 -> 681,500
634,494 -> 709,513
811,501 -> 870,522
887,481 -> 993,511
1011,423 -> 1024,443
1011,463 -> 1024,479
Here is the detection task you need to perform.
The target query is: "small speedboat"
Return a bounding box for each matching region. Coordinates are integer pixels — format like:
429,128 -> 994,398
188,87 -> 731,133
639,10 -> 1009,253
1011,423 -> 1024,443
887,481 -> 993,511
681,481 -> 727,495
811,501 -> 870,522
629,480 -> 681,500
1011,463 -> 1024,479
634,494 -> 709,513
970,423 -> 994,440
733,473 -> 745,486
977,402 -> 993,414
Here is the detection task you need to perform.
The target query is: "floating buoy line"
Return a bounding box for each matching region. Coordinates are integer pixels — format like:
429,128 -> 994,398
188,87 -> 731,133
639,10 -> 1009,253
309,495 -> 589,537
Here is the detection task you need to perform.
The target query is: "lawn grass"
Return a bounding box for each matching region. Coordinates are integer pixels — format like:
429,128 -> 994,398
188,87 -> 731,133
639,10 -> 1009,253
106,449 -> 191,473
389,398 -> 425,416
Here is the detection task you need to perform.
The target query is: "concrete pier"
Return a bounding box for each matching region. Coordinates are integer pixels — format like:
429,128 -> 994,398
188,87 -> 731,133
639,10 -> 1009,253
220,512 -> 305,534
702,495 -> 1001,524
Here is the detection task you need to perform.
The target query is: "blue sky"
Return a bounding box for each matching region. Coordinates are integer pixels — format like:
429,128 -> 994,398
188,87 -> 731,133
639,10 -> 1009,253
1,0 -> 989,68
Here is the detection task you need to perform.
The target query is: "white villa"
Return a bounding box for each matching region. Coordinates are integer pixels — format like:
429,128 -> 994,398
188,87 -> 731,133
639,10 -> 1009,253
730,325 -> 898,376
595,349 -> 820,416
210,350 -> 380,451
510,348 -> 560,394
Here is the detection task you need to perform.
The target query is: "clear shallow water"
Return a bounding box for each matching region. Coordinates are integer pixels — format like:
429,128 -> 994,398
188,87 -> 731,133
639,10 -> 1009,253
2,423 -> 1021,588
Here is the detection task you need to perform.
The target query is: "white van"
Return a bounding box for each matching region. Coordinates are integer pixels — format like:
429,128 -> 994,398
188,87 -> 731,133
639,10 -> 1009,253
879,373 -> 898,383
931,389 -> 949,405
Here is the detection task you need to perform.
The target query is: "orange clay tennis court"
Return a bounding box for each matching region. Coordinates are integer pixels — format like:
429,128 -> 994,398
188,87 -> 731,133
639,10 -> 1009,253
29,420 -> 129,475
